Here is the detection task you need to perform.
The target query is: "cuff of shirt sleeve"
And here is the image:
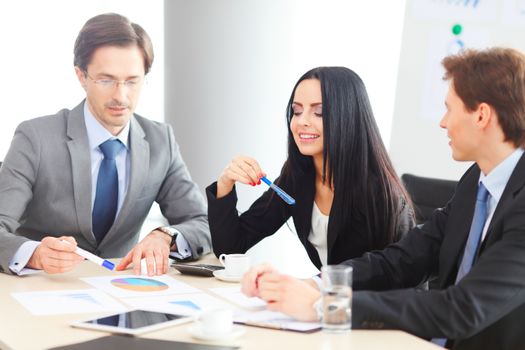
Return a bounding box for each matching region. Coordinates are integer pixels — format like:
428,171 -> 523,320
169,231 -> 192,260
9,240 -> 41,275
312,275 -> 323,291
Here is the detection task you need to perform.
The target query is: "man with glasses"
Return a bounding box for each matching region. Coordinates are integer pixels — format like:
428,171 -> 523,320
0,13 -> 211,276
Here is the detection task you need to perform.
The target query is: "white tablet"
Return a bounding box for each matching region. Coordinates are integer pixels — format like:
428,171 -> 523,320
71,309 -> 194,335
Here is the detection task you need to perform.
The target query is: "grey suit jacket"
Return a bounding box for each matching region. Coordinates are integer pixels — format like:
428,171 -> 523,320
348,155 -> 525,349
0,101 -> 211,274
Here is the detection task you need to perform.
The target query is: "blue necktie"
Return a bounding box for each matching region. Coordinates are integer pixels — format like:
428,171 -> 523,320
455,182 -> 490,282
432,182 -> 490,347
92,139 -> 123,244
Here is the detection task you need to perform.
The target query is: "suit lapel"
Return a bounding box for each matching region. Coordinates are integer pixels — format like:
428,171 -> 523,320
440,153 -> 525,285
66,101 -> 97,246
294,171 -> 315,244
326,215 -> 337,254
100,116 -> 149,246
440,166 -> 479,285
480,153 -> 525,250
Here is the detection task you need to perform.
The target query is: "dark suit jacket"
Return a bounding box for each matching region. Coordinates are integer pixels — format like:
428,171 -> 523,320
349,155 -> 525,350
206,169 -> 414,268
0,101 -> 211,273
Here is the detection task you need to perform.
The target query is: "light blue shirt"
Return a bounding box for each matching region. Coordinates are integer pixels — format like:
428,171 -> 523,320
10,102 -> 190,274
84,104 -> 191,260
479,147 -> 524,241
84,103 -> 130,214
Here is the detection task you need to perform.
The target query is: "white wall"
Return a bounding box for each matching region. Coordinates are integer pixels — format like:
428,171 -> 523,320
0,1 -> 407,225
165,0 -> 406,210
0,1 -> 164,160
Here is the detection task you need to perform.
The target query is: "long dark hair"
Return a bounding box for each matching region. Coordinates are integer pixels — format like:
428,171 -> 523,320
282,66 -> 410,248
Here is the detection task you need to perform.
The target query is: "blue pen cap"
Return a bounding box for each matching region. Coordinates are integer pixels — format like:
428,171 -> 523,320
102,260 -> 115,271
260,177 -> 272,186
261,176 -> 295,205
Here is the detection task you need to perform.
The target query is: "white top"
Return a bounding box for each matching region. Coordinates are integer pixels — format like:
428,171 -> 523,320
308,202 -> 329,266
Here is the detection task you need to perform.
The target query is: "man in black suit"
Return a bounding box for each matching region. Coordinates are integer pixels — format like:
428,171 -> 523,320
241,47 -> 525,349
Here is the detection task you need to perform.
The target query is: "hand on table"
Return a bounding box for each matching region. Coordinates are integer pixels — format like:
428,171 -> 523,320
216,155 -> 266,198
26,236 -> 84,274
116,230 -> 171,276
241,263 -> 277,297
241,264 -> 321,321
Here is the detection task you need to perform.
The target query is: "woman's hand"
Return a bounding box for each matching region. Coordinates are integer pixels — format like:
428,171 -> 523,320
216,155 -> 266,198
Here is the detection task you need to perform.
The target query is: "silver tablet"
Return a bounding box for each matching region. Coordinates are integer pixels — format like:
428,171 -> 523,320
71,309 -> 194,335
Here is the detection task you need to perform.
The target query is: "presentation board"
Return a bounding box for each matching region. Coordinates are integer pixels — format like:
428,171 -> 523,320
389,0 -> 525,180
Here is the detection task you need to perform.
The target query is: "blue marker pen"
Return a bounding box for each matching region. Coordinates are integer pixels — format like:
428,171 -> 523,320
261,176 -> 296,205
61,240 -> 115,270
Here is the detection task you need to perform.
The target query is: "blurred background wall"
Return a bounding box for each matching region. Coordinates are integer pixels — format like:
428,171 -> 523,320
164,0 -> 405,210
3,1 -> 523,215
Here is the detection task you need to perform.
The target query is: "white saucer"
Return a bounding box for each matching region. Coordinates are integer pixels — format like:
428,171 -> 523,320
188,325 -> 245,341
213,270 -> 242,283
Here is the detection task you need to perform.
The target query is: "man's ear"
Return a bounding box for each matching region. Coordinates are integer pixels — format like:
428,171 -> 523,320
476,102 -> 494,129
74,66 -> 87,89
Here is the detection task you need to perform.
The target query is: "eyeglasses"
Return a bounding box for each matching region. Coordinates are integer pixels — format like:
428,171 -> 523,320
85,73 -> 144,91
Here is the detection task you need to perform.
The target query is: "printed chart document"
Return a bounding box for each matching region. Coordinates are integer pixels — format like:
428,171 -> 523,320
234,309 -> 321,333
245,223 -> 319,278
123,293 -> 232,316
81,274 -> 199,298
209,286 -> 266,309
209,286 -> 321,332
11,289 -> 126,315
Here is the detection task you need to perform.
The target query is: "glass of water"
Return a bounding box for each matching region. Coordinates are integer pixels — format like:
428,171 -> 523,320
321,265 -> 352,332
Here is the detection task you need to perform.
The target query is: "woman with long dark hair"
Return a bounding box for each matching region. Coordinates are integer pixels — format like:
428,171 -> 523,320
206,67 -> 413,268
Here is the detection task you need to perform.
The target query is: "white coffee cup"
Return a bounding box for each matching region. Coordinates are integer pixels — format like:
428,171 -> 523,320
197,308 -> 233,336
219,253 -> 250,278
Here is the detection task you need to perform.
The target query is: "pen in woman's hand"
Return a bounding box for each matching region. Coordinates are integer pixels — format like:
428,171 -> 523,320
260,177 -> 296,205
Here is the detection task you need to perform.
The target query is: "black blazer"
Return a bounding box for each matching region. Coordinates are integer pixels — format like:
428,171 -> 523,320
349,154 -> 525,350
206,169 -> 413,268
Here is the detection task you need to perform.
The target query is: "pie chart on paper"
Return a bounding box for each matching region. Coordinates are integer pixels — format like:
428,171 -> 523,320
110,277 -> 169,292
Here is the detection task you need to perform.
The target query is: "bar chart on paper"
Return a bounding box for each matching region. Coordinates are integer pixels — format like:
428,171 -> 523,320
11,289 -> 126,315
122,293 -> 232,316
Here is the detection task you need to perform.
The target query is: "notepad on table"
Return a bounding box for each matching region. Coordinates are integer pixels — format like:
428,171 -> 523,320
234,309 -> 321,333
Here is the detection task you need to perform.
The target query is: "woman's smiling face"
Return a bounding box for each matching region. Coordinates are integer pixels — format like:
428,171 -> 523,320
290,78 -> 324,159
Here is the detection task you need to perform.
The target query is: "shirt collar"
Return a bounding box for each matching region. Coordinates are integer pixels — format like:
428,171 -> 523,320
83,101 -> 130,151
479,147 -> 524,202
